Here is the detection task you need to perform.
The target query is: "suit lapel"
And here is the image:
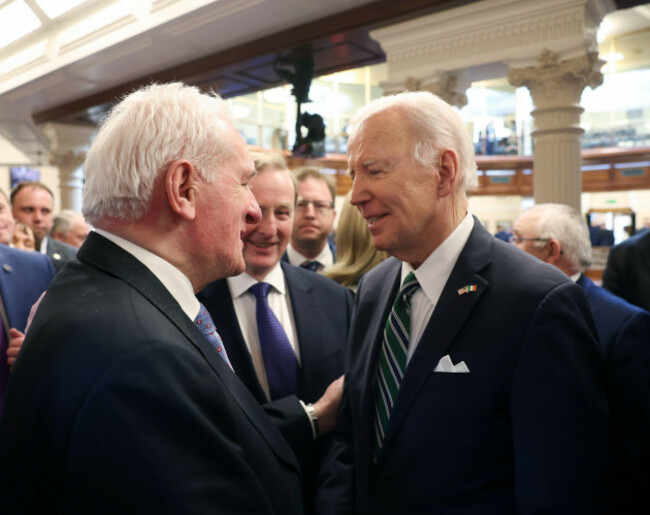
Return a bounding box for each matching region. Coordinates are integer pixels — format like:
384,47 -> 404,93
198,279 -> 267,403
77,233 -> 299,470
356,259 -> 402,463
380,221 -> 493,452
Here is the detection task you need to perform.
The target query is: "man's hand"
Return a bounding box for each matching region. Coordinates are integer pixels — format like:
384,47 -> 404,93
312,375 -> 345,435
7,328 -> 26,370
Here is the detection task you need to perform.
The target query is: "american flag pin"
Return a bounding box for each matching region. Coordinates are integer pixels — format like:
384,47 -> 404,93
457,284 -> 477,295
3,263 -> 12,272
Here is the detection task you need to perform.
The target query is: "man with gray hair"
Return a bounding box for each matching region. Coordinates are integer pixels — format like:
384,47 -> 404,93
51,209 -> 91,248
514,203 -> 650,514
318,91 -> 608,513
0,83 -> 303,513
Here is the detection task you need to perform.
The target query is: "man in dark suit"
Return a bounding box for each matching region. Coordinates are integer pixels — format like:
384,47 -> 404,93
0,83 -> 303,513
603,229 -> 650,311
0,237 -> 56,414
199,152 -> 353,512
318,92 -> 609,514
10,181 -> 78,270
514,203 -> 650,513
284,167 -> 337,272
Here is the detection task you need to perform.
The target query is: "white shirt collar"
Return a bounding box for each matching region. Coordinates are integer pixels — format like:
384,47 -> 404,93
95,229 -> 200,320
227,262 -> 287,298
286,242 -> 333,268
402,213 -> 475,304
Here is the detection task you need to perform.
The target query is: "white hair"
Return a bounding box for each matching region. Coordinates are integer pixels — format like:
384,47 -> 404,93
51,209 -> 84,237
83,82 -> 234,224
526,203 -> 592,271
349,91 -> 478,194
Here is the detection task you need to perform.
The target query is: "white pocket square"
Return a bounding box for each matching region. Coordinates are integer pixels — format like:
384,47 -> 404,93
433,355 -> 470,373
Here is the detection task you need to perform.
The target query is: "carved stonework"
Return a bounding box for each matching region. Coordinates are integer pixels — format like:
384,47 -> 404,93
382,74 -> 468,108
49,150 -> 86,172
508,49 -> 604,106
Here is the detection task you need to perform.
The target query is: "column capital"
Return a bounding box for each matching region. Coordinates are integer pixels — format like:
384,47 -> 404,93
49,150 -> 86,174
508,49 -> 604,106
382,73 -> 469,108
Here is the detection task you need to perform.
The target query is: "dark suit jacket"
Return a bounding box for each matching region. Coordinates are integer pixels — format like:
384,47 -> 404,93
603,231 -> 650,311
577,274 -> 650,513
0,233 -> 303,514
199,262 -> 353,509
45,236 -> 78,271
319,220 -> 609,514
0,244 -> 56,413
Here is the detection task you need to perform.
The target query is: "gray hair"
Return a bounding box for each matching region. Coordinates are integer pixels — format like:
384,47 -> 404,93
51,209 -> 84,237
349,91 -> 478,194
526,203 -> 592,271
83,83 -> 234,225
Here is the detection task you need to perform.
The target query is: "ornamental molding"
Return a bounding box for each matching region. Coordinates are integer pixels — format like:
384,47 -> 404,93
370,0 -> 614,82
382,73 -> 469,108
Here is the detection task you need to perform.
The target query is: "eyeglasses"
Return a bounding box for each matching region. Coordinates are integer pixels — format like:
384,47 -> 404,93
509,235 -> 550,244
296,200 -> 334,214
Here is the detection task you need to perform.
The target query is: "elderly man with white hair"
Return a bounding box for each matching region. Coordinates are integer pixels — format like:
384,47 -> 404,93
0,83 -> 303,514
318,92 -> 608,514
513,202 -> 650,514
51,209 -> 91,248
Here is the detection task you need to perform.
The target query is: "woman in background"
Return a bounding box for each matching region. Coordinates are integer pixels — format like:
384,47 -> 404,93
11,222 -> 35,251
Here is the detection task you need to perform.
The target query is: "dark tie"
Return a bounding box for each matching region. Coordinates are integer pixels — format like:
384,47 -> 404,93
300,260 -> 321,272
249,282 -> 299,400
373,271 -> 420,460
194,303 -> 233,371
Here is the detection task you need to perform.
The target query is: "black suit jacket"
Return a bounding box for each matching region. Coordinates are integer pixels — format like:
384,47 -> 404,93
578,274 -> 650,513
0,233 -> 303,514
603,231 -> 650,311
319,220 -> 609,514
199,262 -> 353,510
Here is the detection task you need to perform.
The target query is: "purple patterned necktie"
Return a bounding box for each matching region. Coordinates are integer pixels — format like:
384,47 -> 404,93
249,282 -> 299,400
194,303 -> 233,371
300,260 -> 321,272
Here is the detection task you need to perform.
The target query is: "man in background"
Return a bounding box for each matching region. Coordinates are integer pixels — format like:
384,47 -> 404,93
318,92 -> 608,514
11,182 -> 77,269
514,203 -> 650,513
603,229 -> 650,312
285,167 -> 337,272
199,153 -> 352,512
0,83 -> 303,513
51,210 -> 91,248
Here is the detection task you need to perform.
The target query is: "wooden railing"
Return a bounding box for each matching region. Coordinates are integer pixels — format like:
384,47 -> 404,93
276,147 -> 650,196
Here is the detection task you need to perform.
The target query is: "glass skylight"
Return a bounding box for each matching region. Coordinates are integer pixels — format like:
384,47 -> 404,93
0,1 -> 42,49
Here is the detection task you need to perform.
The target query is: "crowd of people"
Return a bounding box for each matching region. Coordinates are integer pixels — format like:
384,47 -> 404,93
0,82 -> 648,514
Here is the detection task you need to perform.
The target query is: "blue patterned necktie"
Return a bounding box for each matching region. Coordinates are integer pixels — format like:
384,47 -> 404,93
0,315 -> 8,415
194,303 -> 233,371
373,271 -> 420,460
300,260 -> 321,272
249,282 -> 299,400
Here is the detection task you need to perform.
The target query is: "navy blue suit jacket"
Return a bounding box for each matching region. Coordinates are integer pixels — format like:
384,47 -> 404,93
198,262 -> 353,455
0,244 -> 56,413
319,220 -> 609,514
578,274 -> 650,512
0,233 -> 303,513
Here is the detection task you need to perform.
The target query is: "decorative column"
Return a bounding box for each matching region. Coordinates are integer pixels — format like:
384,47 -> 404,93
50,151 -> 86,211
509,50 -> 604,210
383,73 -> 469,108
41,122 -> 95,212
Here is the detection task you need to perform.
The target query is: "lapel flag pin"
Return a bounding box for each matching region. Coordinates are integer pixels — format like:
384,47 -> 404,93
3,263 -> 12,273
457,284 -> 477,295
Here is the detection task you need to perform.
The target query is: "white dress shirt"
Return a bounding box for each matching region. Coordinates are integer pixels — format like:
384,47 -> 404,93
401,213 -> 475,364
95,229 -> 199,321
286,242 -> 334,270
227,263 -> 300,400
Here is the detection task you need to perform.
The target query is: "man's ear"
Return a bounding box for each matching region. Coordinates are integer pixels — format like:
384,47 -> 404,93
166,160 -> 197,221
437,149 -> 459,198
546,238 -> 563,264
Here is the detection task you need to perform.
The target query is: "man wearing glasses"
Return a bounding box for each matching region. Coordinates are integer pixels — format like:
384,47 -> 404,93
284,168 -> 337,272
